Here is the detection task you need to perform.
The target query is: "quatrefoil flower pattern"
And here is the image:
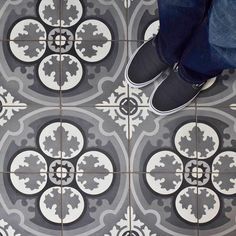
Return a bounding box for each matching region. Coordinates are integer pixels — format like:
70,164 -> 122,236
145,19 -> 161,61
145,122 -> 236,224
10,121 -> 113,224
9,0 -> 112,91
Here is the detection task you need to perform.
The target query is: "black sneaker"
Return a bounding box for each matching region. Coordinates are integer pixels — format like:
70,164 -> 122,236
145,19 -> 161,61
149,65 -> 206,116
125,37 -> 170,88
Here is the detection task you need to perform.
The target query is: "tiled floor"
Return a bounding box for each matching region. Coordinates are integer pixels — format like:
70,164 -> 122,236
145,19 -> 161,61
0,0 -> 236,235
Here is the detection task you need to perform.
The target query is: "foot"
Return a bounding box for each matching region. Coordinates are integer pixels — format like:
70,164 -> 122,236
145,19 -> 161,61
125,37 -> 170,88
149,66 -> 206,116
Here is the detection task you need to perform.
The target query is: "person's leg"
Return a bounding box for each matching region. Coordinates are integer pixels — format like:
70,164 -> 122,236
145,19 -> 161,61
156,0 -> 212,66
178,0 -> 236,84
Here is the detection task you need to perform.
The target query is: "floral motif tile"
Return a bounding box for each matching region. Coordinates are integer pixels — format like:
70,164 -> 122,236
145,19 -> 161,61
0,107 -> 61,172
61,41 -> 128,106
0,0 -> 54,40
0,0 -> 127,41
1,0 -> 236,235
0,172 -> 129,236
130,173 -> 198,236
0,105 -> 129,235
195,107 -> 236,235
127,0 -> 159,41
62,173 -> 130,235
129,107 -> 236,235
0,173 -> 62,236
197,173 -> 236,236
0,39 -> 60,106
197,69 -> 236,107
129,107 -> 197,172
61,107 -> 129,172
0,104 -> 27,128
196,107 -> 236,165
62,0 -> 127,41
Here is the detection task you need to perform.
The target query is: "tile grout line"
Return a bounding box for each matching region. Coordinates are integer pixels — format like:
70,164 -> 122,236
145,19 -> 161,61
196,101 -> 200,235
59,0 -> 63,234
2,171 -> 233,174
1,105 -> 234,108
125,0 -> 132,233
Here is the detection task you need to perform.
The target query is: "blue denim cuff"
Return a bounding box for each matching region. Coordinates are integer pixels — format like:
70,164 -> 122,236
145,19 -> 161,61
178,63 -> 212,84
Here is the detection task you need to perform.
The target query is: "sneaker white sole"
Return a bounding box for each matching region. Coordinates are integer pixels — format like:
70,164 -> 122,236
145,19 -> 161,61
125,38 -> 167,88
149,80 -> 202,116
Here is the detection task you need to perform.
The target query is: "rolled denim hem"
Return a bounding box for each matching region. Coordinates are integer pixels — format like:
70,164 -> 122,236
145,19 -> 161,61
154,35 -> 175,67
178,63 -> 210,84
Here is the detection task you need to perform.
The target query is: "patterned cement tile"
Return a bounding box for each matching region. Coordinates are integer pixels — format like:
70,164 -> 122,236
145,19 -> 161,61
127,0 -> 159,41
0,0 -> 127,41
62,173 -> 130,235
0,106 -> 61,172
0,105 -> 28,129
195,107 -> 236,235
197,173 -> 236,236
61,41 -> 128,106
61,0 -> 127,41
1,172 -> 129,236
196,107 -> 236,167
1,0 -> 236,235
0,38 -> 60,106
0,173 -> 63,236
61,107 -> 129,172
0,106 -> 129,173
197,69 -> 236,107
129,107 -> 197,172
0,105 -> 130,235
130,173 -> 198,236
0,0 -> 54,40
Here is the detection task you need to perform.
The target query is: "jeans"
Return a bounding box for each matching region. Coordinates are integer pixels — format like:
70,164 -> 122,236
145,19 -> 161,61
155,0 -> 236,83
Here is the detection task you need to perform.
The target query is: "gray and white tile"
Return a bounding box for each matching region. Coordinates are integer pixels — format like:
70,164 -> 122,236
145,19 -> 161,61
0,107 -> 61,172
62,173 -> 130,235
129,107 -> 197,172
61,107 -> 129,172
130,173 -> 198,236
0,173 -> 62,236
61,41 -> 128,106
